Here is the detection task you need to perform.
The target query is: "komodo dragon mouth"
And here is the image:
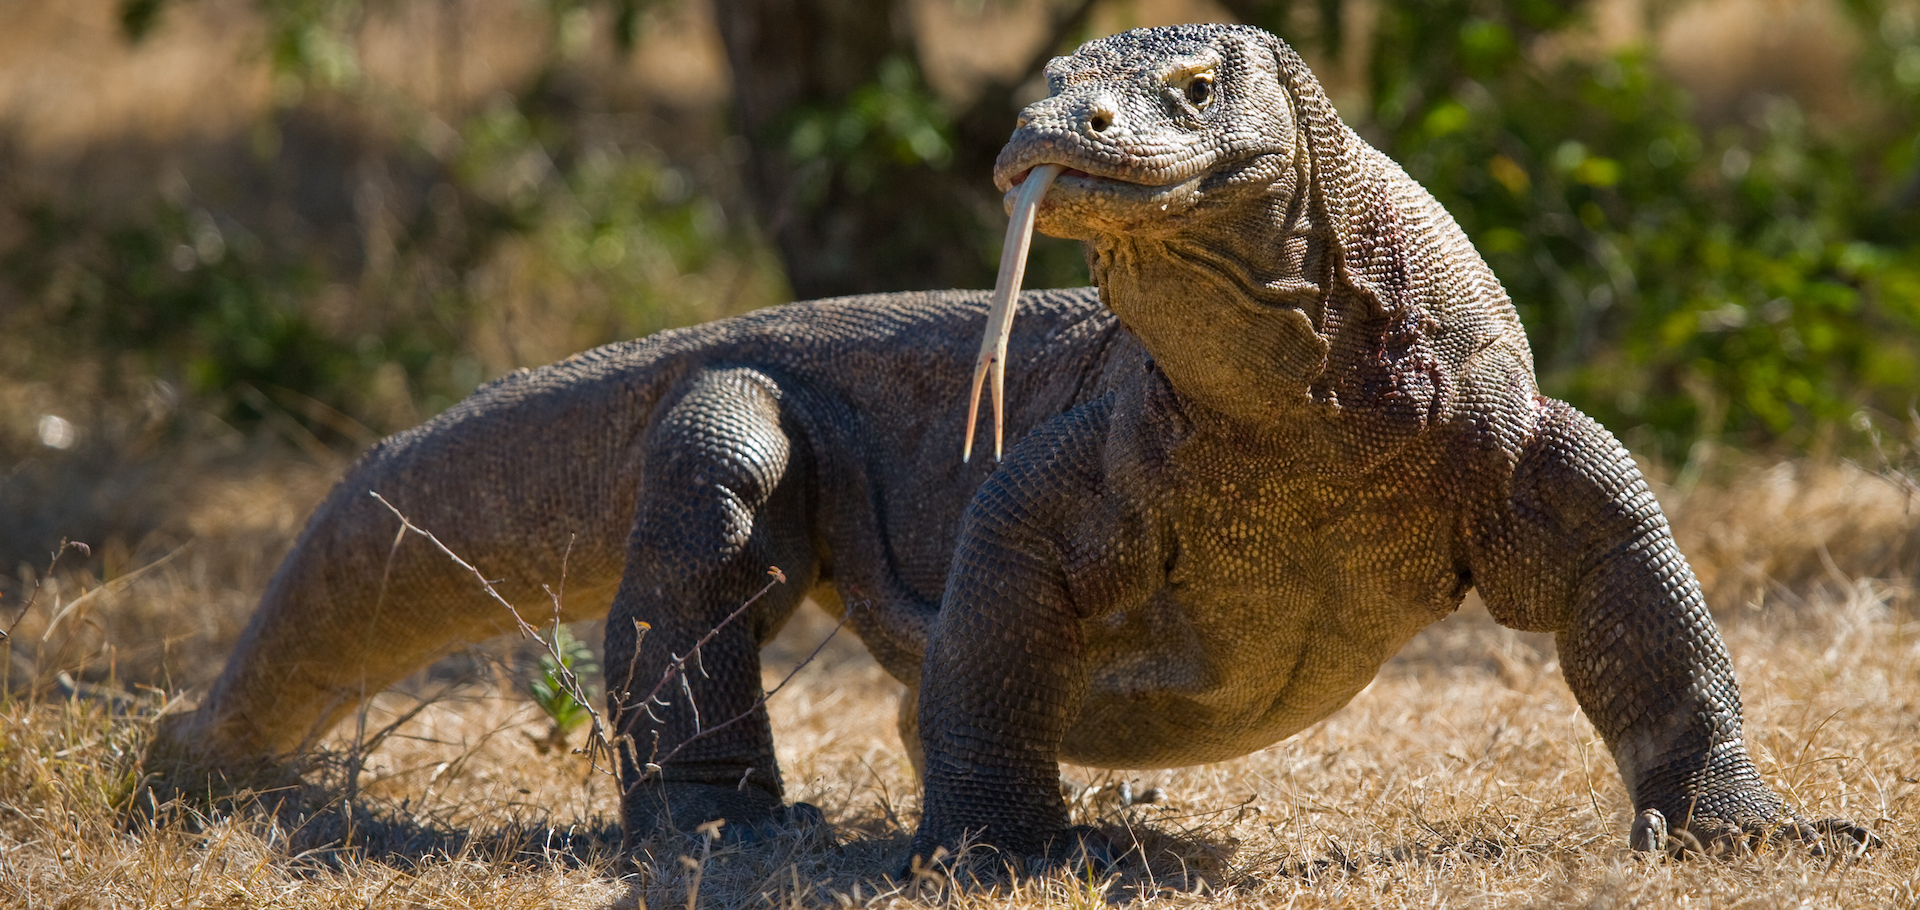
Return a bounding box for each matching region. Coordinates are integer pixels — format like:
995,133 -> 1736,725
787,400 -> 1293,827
1000,159 -> 1226,201
1004,164 -> 1145,186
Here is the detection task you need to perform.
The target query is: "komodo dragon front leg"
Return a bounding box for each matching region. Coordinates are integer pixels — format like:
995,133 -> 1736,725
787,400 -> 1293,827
910,398 -> 1142,862
1468,399 -> 1874,854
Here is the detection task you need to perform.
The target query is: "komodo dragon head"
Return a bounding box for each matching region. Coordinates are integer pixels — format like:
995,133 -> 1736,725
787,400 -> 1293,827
993,24 -> 1320,241
985,23 -> 1476,444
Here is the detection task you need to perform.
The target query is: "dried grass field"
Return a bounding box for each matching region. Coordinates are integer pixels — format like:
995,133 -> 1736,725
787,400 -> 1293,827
3,449 -> 1918,908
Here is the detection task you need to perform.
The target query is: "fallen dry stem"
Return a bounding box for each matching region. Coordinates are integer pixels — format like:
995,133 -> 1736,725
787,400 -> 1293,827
367,490 -> 844,804
1,538 -> 92,643
611,565 -> 788,783
2,538 -> 94,705
370,490 -> 622,777
640,610 -> 849,781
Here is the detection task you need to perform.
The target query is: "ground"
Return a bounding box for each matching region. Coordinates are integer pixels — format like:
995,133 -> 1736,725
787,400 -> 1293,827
1,449 -> 1916,908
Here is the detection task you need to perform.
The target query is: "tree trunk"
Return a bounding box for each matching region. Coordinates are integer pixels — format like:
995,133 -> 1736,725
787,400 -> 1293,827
712,0 -> 1090,299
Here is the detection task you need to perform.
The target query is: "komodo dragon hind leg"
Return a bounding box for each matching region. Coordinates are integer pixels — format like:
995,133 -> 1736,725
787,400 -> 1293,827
605,366 -> 823,846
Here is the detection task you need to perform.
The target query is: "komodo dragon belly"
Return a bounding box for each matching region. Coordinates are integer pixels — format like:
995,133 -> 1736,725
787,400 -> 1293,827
1059,489 -> 1467,769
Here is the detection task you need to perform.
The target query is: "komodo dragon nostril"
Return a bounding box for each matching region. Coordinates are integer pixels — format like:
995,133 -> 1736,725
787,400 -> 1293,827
1086,99 -> 1117,134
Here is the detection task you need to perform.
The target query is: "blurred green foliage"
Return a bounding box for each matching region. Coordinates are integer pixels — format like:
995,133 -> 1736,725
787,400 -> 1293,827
1348,0 -> 1920,455
4,0 -> 772,438
7,198 -> 348,414
782,57 -> 956,199
3,123 -> 755,436
7,0 -> 1918,458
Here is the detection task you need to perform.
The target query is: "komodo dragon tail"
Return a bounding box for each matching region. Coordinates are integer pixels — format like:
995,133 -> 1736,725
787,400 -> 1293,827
144,338 -> 690,788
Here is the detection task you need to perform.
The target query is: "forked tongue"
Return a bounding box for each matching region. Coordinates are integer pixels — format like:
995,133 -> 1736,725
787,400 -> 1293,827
963,163 -> 1063,463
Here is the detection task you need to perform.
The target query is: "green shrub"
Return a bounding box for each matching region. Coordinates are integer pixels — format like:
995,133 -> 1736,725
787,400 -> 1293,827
1359,1 -> 1920,455
528,624 -> 600,737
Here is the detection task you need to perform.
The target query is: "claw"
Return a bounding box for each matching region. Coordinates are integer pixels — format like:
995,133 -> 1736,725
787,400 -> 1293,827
1629,807 -> 1667,854
963,163 -> 1063,463
1805,817 -> 1883,856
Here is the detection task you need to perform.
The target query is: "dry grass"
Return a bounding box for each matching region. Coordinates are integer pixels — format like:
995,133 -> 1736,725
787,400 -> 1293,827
2,440 -> 1917,908
5,1 -> 1914,904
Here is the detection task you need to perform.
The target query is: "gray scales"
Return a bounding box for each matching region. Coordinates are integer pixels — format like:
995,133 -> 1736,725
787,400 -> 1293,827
148,24 -> 1874,866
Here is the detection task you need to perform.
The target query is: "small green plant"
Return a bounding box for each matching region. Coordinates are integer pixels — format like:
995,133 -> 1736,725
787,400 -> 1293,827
528,624 -> 599,752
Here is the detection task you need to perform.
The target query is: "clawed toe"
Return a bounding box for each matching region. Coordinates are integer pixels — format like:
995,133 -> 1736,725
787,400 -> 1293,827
1801,818 -> 1882,855
1630,807 -> 1881,859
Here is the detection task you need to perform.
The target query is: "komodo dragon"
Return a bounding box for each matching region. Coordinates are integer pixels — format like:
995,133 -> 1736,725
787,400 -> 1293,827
151,23 -> 1872,866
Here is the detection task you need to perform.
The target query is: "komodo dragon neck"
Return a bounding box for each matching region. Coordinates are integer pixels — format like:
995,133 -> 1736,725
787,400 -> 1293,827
1085,160 -> 1336,431
994,26 -> 1443,447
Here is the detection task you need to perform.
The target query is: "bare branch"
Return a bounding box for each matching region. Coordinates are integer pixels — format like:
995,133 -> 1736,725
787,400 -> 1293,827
2,539 -> 92,643
613,568 -> 786,724
366,491 -> 832,797
635,612 -> 849,788
368,491 -> 621,776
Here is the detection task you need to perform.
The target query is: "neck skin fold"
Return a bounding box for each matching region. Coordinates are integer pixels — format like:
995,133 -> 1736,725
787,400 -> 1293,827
1086,151 -> 1340,433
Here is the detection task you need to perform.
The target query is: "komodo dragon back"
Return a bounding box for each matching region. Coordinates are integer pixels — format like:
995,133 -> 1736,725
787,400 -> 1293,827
149,22 -> 1876,871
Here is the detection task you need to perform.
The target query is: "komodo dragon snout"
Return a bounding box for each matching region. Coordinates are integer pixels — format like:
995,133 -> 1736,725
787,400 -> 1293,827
994,27 -> 1301,239
147,21 -> 1879,881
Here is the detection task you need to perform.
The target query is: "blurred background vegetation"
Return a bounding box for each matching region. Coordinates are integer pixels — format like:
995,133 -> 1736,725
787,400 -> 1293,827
2,0 -> 1917,576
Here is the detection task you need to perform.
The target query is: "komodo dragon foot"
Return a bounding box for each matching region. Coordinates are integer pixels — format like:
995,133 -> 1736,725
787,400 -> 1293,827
900,824 -> 1122,886
621,782 -> 827,848
1620,735 -> 1880,857
1631,801 -> 1881,859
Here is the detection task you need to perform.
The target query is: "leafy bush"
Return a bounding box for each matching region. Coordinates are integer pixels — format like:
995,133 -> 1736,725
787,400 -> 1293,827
1355,1 -> 1920,455
10,0 -> 1918,459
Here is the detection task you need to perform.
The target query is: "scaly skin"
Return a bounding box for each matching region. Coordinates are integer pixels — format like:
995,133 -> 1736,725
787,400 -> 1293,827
145,288 -> 1126,833
911,23 -> 1870,862
150,23 -> 1872,866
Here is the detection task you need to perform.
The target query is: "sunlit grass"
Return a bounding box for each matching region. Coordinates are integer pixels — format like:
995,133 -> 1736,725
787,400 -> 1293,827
3,448 -> 1916,907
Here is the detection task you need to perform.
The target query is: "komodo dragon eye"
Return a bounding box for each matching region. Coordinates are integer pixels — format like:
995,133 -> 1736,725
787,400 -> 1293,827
1185,74 -> 1214,107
